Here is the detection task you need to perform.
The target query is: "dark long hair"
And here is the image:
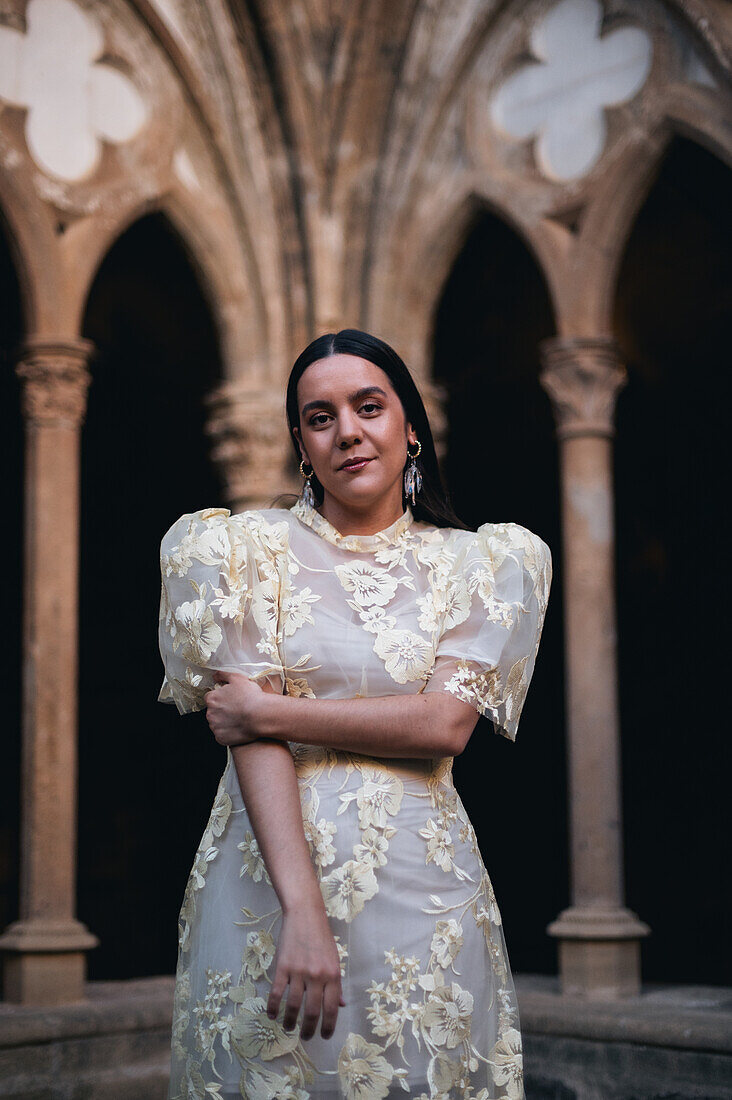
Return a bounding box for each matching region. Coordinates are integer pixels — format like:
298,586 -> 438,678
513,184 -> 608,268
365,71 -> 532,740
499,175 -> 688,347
284,329 -> 469,530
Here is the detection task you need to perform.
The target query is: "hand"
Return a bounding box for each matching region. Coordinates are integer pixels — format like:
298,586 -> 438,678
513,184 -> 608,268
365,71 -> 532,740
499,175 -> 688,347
204,670 -> 265,746
267,906 -> 346,1041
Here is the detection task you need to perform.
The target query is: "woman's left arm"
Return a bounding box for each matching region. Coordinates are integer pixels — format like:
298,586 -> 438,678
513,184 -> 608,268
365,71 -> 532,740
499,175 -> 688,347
205,671 -> 479,758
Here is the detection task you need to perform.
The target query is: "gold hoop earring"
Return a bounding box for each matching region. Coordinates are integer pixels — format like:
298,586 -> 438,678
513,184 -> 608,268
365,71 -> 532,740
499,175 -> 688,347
299,459 -> 315,507
404,440 -> 422,504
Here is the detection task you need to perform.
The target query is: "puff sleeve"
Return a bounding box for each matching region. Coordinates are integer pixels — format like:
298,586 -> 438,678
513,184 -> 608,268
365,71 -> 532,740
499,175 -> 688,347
157,507 -> 287,715
423,522 -> 552,741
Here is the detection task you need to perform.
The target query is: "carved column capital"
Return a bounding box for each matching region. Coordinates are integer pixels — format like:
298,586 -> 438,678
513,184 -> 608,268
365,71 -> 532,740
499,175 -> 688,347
539,337 -> 627,441
205,380 -> 293,510
15,337 -> 95,428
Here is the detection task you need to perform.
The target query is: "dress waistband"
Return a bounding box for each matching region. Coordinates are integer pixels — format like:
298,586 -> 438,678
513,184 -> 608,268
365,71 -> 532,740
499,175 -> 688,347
287,742 -> 454,785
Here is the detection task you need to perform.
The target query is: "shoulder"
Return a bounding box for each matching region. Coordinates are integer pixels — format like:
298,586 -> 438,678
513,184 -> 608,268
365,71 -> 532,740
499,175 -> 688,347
436,519 -> 543,549
160,506 -> 231,556
233,507 -> 299,560
443,521 -> 552,581
478,521 -> 551,564
160,506 -> 294,560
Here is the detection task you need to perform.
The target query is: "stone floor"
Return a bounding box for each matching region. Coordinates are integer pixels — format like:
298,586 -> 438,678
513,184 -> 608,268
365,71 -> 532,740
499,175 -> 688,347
0,974 -> 729,1099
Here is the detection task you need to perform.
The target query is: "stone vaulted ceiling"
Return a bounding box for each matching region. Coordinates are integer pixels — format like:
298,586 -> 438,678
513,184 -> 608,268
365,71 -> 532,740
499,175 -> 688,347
219,0 -> 731,345
1,0 -> 730,365
222,0 -> 508,336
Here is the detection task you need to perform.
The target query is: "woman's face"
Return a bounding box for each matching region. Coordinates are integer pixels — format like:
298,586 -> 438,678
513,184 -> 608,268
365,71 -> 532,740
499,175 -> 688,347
294,354 -> 417,514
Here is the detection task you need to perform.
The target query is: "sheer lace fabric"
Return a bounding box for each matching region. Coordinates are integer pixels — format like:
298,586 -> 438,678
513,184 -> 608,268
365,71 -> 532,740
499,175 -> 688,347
158,500 -> 551,1100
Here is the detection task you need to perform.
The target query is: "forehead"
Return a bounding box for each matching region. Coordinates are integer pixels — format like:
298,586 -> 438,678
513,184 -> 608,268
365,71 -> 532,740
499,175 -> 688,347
297,354 -> 394,404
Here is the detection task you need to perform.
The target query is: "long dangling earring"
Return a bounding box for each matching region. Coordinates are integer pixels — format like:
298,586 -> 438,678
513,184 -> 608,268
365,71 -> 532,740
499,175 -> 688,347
299,458 -> 315,507
404,440 -> 422,505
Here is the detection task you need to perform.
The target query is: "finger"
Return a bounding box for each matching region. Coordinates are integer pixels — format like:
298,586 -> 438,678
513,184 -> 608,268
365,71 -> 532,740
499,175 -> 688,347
321,979 -> 342,1040
299,981 -> 325,1041
282,975 -> 304,1032
267,967 -> 288,1021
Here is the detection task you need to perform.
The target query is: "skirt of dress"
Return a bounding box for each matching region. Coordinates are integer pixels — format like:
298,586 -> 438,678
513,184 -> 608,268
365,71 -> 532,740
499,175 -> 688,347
167,745 -> 525,1100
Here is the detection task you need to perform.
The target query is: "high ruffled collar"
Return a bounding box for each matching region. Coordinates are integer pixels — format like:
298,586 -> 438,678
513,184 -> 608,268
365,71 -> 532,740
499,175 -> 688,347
290,497 -> 414,551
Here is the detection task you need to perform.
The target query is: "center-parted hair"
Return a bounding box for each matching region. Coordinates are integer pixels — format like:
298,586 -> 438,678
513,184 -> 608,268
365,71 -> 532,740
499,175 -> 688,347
284,328 -> 469,530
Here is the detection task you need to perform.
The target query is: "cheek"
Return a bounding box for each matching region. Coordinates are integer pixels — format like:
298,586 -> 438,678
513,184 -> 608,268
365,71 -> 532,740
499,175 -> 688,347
374,415 -> 407,459
370,417 -> 407,465
303,429 -> 329,460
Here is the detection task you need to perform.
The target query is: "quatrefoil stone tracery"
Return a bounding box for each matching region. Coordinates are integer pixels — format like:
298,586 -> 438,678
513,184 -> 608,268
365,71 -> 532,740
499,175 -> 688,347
491,0 -> 652,181
0,0 -> 147,182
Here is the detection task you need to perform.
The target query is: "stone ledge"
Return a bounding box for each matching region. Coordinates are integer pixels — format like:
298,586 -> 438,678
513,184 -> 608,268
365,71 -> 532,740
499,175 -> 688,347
515,973 -> 732,1054
2,974 -> 729,1054
1,972 -> 729,1100
0,976 -> 174,1049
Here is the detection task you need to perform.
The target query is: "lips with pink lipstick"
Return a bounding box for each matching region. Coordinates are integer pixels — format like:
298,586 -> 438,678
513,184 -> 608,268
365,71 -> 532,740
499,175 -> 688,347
338,456 -> 375,472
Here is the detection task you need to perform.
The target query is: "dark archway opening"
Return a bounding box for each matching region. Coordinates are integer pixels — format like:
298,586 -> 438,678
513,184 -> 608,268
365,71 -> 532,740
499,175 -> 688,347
79,212 -> 227,980
0,211 -> 24,945
432,209 -> 566,976
614,136 -> 731,985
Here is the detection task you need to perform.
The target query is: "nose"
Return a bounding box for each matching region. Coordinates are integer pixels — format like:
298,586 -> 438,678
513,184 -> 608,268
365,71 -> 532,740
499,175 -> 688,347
336,410 -> 362,449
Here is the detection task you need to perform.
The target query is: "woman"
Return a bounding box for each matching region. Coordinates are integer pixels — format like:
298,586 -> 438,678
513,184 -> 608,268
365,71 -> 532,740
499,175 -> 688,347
158,329 -> 552,1100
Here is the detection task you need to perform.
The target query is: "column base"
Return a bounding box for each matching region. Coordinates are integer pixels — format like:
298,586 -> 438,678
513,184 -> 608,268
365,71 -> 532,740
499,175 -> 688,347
0,918 -> 99,1005
547,905 -> 651,1000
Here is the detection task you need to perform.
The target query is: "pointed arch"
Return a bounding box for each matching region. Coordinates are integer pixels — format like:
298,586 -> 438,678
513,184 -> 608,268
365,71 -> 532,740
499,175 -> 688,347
431,200 -> 564,975
77,206 -> 228,980
572,98 -> 732,334
612,133 -> 731,983
71,192 -> 270,384
373,184 -> 559,381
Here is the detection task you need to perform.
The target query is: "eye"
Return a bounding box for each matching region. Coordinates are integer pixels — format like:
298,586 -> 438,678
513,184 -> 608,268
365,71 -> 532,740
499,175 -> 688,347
359,401 -> 382,414
308,412 -> 331,427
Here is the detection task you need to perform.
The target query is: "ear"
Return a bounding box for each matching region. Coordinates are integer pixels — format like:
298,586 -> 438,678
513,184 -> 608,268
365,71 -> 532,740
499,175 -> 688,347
292,426 -> 309,464
405,421 -> 418,447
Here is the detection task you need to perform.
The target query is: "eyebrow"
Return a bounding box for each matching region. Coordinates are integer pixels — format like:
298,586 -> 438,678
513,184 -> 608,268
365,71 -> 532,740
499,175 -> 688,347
300,386 -> 389,417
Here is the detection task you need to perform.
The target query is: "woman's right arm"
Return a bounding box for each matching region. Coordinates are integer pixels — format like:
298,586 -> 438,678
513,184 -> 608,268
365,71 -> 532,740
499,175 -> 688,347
230,736 -> 345,1040
159,511 -> 343,1038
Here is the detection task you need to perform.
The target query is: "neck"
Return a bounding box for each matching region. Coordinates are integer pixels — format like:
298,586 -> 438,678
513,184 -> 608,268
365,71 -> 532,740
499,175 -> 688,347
318,486 -> 406,536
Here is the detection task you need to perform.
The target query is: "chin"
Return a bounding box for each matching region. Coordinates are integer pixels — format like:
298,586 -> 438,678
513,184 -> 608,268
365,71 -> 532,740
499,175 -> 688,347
326,479 -> 388,507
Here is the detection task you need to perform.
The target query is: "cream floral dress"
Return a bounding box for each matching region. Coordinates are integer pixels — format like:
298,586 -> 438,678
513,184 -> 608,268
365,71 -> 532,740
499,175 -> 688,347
157,498 -> 552,1100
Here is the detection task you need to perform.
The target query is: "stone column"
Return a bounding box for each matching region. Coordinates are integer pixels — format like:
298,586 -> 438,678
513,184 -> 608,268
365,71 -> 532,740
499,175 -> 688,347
0,337 -> 99,1005
539,336 -> 650,999
205,380 -> 295,512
